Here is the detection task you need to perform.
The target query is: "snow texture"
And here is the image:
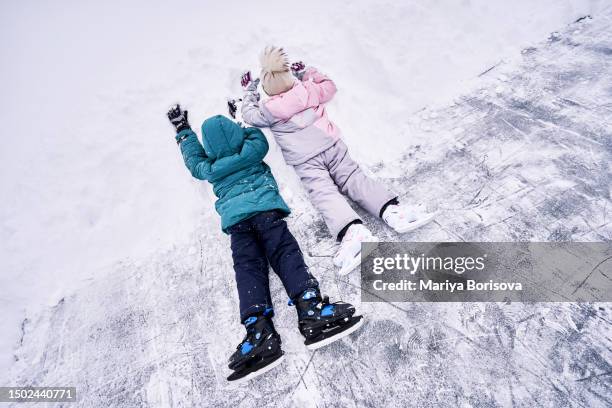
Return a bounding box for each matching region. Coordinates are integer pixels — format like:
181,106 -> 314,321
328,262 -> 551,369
1,0 -> 608,378
5,9 -> 612,408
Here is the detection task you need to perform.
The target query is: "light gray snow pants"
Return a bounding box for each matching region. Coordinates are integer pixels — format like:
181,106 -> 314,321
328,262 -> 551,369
293,140 -> 396,239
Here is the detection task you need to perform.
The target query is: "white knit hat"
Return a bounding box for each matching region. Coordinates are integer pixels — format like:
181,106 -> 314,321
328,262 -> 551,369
260,46 -> 295,96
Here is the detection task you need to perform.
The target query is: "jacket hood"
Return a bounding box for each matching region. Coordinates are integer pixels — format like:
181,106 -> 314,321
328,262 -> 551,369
201,115 -> 244,159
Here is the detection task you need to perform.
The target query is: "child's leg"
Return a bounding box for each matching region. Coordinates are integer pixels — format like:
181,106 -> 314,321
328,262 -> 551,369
293,155 -> 361,239
249,211 -> 319,299
323,140 -> 397,218
228,220 -> 274,322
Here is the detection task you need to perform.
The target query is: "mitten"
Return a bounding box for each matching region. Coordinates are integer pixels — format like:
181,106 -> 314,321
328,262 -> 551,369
241,71 -> 260,93
167,104 -> 191,133
291,61 -> 306,80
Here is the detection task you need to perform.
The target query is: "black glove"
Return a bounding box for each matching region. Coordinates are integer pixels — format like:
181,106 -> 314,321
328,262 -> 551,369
167,104 -> 191,133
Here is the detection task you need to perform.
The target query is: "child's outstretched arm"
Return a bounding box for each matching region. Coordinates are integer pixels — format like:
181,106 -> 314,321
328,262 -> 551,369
302,66 -> 337,104
241,75 -> 273,127
168,104 -> 217,181
177,128 -> 215,181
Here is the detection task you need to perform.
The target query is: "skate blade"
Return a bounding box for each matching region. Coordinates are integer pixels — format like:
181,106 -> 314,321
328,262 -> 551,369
393,212 -> 437,234
227,354 -> 285,385
338,242 -> 379,276
306,317 -> 364,350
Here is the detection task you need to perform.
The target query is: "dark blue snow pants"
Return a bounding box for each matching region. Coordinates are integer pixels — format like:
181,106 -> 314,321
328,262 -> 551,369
227,211 -> 319,322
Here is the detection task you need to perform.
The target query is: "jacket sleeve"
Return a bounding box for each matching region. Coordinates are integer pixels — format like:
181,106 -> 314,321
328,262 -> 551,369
302,67 -> 337,104
176,129 -> 216,181
241,88 -> 272,128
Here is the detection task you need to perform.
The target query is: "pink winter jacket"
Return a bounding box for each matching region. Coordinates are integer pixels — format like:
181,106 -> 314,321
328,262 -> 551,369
241,67 -> 341,165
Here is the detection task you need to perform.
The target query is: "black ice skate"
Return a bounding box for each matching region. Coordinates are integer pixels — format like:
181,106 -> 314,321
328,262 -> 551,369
227,313 -> 285,383
290,288 -> 364,350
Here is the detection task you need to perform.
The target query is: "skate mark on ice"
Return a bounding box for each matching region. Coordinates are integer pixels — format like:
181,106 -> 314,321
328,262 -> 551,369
571,255 -> 612,295
290,350 -> 317,398
575,370 -> 612,382
9,11 -> 612,407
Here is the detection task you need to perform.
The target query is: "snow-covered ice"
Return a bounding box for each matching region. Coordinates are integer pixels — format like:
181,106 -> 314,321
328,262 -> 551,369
1,1 -> 611,406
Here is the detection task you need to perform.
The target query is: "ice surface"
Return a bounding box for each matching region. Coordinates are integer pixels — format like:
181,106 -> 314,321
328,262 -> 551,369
2,1 -> 612,406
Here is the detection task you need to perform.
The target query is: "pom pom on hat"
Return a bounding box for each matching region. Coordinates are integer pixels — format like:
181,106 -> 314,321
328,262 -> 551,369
260,46 -> 295,96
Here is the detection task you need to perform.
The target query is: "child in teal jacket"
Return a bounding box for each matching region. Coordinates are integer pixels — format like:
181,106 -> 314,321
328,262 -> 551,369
177,112 -> 290,231
167,105 -> 363,383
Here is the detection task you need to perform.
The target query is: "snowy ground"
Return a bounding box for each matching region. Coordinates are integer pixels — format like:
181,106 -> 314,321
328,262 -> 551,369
2,1 -> 612,407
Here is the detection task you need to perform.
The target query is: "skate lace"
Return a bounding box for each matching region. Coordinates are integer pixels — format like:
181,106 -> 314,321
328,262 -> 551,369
236,330 -> 255,351
344,225 -> 362,242
340,225 -> 372,248
383,204 -> 402,221
236,319 -> 262,351
313,295 -> 330,310
336,233 -> 360,261
291,294 -> 331,314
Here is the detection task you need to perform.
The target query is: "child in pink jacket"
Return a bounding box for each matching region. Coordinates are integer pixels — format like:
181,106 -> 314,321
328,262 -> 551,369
241,46 -> 435,275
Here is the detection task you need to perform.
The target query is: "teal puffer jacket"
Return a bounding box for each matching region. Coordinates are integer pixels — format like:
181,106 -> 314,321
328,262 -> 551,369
176,115 -> 290,232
